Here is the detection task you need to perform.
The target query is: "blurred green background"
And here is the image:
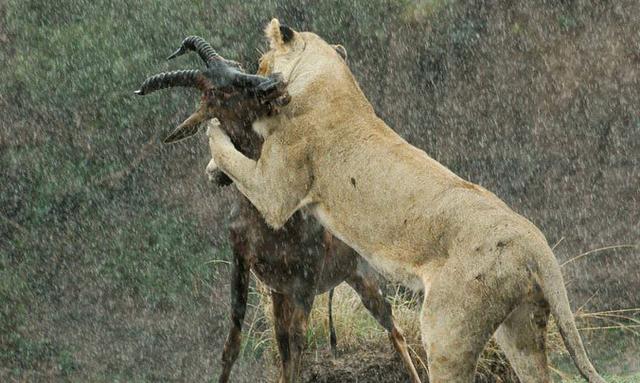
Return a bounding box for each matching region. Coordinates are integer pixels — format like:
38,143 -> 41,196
1,0 -> 638,381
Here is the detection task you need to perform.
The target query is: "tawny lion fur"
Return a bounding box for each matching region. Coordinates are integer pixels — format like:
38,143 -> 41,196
206,19 -> 606,383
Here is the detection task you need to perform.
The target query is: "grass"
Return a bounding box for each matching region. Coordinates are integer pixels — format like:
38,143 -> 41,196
0,201 -> 232,380
563,375 -> 640,383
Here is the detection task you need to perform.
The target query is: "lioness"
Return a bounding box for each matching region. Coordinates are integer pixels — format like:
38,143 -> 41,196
203,19 -> 606,383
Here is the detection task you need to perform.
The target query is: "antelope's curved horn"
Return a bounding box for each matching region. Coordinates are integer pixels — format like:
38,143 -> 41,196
167,36 -> 220,63
167,36 -> 243,70
134,69 -> 211,95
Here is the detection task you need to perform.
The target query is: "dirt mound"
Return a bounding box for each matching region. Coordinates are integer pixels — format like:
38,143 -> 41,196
300,349 -> 419,383
300,349 -> 518,383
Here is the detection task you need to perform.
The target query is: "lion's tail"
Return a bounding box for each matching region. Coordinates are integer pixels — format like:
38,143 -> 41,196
534,247 -> 606,383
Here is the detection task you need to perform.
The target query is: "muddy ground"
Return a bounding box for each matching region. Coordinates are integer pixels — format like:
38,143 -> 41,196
297,348 -> 518,383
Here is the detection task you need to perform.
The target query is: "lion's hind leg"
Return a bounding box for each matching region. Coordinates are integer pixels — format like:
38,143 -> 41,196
420,263 -> 523,382
494,288 -> 552,383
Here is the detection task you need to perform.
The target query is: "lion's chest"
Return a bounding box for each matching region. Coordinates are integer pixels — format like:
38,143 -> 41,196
311,204 -> 424,291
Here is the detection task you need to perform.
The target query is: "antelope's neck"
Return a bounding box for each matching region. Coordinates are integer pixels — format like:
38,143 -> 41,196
225,120 -> 262,160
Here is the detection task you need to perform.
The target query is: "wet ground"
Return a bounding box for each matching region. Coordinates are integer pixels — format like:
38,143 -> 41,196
301,350 -> 419,383
298,348 -> 518,383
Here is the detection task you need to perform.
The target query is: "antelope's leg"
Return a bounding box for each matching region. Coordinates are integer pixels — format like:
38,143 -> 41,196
272,292 -> 294,383
327,288 -> 337,357
323,232 -> 338,357
287,294 -> 314,383
346,260 -> 422,383
207,120 -> 311,229
218,229 -> 250,383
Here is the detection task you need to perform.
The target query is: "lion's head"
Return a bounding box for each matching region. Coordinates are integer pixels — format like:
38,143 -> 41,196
257,19 -> 350,93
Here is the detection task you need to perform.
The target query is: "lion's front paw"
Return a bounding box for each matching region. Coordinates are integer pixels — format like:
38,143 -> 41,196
206,158 -> 219,182
206,158 -> 233,186
206,119 -> 231,144
205,118 -> 220,137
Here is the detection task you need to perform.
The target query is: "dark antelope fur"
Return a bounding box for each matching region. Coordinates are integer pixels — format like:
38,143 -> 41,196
135,35 -> 420,383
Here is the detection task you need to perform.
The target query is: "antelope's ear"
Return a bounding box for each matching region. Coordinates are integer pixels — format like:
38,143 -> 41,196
332,44 -> 347,61
163,124 -> 199,144
265,18 -> 297,50
163,112 -> 205,144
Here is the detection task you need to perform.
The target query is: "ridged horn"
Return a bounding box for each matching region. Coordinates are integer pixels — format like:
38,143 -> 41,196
167,36 -> 220,63
134,69 -> 210,96
167,36 -> 242,69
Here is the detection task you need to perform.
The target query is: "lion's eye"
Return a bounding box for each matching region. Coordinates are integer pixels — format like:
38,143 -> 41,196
257,56 -> 271,75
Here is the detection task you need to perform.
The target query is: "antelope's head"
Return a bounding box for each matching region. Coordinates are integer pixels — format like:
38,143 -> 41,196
135,36 -> 290,144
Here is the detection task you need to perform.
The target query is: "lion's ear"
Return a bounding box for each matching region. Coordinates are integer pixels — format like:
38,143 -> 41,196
265,18 -> 296,50
332,44 -> 347,61
280,25 -> 294,43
